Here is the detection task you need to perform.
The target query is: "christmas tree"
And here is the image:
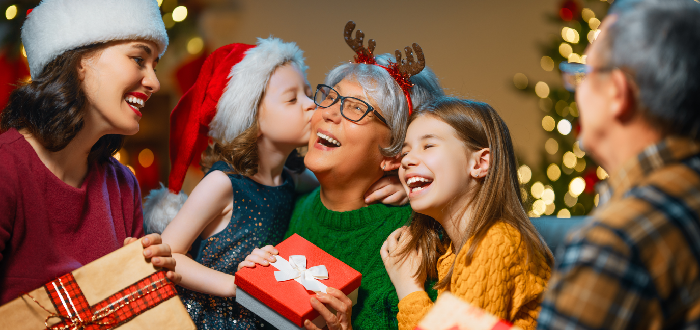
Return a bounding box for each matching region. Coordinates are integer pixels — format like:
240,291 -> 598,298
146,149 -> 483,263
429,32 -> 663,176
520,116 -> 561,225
514,0 -> 612,218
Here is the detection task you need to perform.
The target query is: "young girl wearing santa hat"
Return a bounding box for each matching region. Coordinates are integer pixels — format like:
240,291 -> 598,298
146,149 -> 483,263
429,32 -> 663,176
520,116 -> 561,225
0,0 -> 177,305
143,37 -> 406,328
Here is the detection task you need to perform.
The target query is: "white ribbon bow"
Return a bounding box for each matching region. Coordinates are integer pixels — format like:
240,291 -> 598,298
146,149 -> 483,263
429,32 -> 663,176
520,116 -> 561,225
271,255 -> 328,293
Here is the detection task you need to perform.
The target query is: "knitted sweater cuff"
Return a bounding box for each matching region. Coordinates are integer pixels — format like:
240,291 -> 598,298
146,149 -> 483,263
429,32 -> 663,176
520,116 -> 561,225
397,290 -> 433,330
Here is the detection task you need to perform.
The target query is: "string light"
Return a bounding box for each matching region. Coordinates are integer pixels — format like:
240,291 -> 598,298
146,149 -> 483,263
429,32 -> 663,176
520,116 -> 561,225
5,4 -> 17,20
535,81 -> 550,98
513,73 -> 528,89
532,200 -> 547,216
574,157 -> 586,172
589,17 -> 601,30
568,53 -> 582,63
587,29 -> 600,43
172,6 -> 188,22
561,27 -> 580,44
518,165 -> 532,184
542,187 -> 555,205
545,202 -> 556,215
557,209 -> 571,218
541,56 -> 554,71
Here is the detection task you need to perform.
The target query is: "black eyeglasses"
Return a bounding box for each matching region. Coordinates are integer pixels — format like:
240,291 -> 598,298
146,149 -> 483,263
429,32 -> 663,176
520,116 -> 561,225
313,84 -> 388,126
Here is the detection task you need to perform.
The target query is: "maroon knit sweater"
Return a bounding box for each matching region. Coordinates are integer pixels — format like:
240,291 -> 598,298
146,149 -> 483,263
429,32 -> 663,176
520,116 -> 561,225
0,129 -> 144,304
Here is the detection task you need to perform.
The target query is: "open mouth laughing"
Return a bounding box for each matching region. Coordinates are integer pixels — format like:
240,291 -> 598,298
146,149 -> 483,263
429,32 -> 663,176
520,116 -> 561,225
125,92 -> 148,117
406,175 -> 434,194
316,131 -> 341,148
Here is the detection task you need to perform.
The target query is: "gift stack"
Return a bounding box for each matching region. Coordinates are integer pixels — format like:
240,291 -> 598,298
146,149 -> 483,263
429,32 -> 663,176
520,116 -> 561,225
235,234 -> 362,330
0,238 -> 195,330
415,292 -> 523,330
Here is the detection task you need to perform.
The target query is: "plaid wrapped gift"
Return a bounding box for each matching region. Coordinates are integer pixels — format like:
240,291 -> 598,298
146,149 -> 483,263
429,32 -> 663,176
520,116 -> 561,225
0,238 -> 195,330
415,293 -> 522,330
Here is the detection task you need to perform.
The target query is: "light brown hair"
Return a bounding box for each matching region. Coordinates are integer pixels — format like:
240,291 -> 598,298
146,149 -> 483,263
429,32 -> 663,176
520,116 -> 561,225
397,96 -> 554,289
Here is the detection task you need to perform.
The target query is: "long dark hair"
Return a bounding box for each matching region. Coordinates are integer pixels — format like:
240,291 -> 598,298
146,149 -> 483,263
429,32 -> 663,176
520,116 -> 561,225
397,97 -> 554,289
0,43 -> 124,164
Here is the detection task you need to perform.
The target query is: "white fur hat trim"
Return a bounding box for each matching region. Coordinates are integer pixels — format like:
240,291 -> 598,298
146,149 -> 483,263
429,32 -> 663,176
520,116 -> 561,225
22,0 -> 168,79
143,184 -> 188,235
209,37 -> 307,144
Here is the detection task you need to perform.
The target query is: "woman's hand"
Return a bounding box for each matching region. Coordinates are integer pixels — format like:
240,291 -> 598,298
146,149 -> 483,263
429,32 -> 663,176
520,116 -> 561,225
380,227 -> 424,300
364,175 -> 409,206
304,287 -> 353,330
124,233 -> 181,284
237,245 -> 278,271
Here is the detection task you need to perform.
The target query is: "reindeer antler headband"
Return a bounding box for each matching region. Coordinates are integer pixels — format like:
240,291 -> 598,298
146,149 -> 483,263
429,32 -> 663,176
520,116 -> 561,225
344,21 -> 426,115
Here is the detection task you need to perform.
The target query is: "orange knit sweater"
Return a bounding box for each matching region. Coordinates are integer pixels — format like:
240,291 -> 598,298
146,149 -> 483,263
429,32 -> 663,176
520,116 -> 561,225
397,222 -> 551,330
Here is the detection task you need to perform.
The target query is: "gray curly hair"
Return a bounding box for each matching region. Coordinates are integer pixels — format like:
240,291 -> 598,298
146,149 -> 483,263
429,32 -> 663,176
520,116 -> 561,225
324,53 -> 443,156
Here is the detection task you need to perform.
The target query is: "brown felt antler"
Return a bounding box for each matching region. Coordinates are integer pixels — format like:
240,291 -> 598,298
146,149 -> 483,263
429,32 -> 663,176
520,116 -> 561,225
344,21 -> 376,58
395,43 -> 426,77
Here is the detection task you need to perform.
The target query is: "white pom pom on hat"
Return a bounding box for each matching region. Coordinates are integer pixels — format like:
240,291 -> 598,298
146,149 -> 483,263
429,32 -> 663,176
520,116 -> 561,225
21,0 -> 169,79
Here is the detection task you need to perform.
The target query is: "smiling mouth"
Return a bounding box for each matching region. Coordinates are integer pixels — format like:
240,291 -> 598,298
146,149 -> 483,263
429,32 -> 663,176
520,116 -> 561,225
125,95 -> 145,110
406,176 -> 433,193
317,131 -> 341,148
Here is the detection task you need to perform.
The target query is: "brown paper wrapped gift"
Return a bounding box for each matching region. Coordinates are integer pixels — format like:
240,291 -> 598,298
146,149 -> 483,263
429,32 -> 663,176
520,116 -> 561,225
0,238 -> 195,329
415,292 -> 522,330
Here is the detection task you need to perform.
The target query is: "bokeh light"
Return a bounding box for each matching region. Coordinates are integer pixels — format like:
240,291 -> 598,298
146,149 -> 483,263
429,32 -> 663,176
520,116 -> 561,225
172,6 -> 188,22
138,149 -> 155,168
589,17 -> 601,30
531,182 -> 545,199
559,43 -> 573,59
568,53 -> 582,63
535,81 -> 550,98
582,8 -> 596,22
5,4 -> 17,20
547,163 -> 561,181
561,27 -> 580,44
21,44 -> 26,57
557,119 -> 572,135
569,177 -> 586,197
594,194 -> 600,207
513,73 -> 528,89
157,0 -> 164,6
187,37 -> 204,54
541,56 -> 554,71
545,202 -> 556,215
575,157 -> 586,172
597,166 -> 609,180
162,13 -> 175,29
573,141 -> 585,157
557,209 -> 571,218
532,200 -> 547,216
127,165 -> 136,175
518,165 -> 532,184
545,138 -> 559,154
542,116 -> 556,132
542,187 -> 555,205
570,102 -> 579,117
563,151 -> 578,168
539,98 -> 553,112
564,191 -> 578,207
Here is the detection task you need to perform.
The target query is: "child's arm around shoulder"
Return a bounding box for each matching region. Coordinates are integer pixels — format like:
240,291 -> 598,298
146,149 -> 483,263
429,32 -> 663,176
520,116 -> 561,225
161,170 -> 238,296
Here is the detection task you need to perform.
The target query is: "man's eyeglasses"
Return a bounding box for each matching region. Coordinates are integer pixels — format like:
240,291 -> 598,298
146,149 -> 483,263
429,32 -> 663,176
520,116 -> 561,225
313,84 -> 388,126
560,62 -> 615,92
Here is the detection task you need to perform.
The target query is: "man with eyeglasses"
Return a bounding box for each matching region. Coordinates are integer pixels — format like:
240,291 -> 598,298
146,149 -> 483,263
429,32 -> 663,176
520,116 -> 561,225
537,0 -> 700,329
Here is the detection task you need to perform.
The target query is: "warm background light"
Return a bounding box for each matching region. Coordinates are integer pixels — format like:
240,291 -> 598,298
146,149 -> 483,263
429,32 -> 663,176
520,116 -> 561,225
5,4 -> 17,20
535,81 -> 550,98
138,149 -> 155,168
172,6 -> 188,22
187,37 -> 204,54
540,56 -> 554,72
513,73 -> 528,89
518,165 -> 532,184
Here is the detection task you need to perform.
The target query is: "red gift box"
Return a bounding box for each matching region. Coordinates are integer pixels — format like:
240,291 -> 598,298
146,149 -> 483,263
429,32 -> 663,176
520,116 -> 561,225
234,234 -> 362,328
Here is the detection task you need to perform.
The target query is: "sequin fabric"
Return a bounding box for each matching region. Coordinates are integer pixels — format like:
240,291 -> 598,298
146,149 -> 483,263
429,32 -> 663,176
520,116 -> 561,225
178,161 -> 295,329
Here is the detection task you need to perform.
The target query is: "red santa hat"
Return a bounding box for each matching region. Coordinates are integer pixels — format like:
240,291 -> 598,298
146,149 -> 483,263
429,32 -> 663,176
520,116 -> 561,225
143,37 -> 307,234
21,0 -> 169,80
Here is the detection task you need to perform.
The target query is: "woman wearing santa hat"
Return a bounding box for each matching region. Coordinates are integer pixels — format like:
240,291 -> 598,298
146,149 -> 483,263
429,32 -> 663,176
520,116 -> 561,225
0,0 -> 178,305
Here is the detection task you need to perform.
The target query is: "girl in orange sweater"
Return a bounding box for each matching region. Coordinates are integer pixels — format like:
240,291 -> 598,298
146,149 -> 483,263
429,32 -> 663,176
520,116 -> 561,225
381,96 -> 554,330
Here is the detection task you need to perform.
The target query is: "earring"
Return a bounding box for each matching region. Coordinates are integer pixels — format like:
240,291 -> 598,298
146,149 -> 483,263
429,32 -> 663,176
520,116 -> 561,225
382,163 -> 387,171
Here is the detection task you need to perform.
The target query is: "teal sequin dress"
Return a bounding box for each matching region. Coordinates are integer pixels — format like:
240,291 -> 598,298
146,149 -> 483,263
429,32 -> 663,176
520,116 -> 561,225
178,161 -> 295,329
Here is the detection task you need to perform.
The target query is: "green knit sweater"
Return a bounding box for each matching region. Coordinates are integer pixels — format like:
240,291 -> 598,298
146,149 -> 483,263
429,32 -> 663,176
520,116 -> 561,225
285,188 -> 437,330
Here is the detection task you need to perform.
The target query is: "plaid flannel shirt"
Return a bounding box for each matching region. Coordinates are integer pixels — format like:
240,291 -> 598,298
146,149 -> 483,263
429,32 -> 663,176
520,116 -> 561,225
537,137 -> 700,330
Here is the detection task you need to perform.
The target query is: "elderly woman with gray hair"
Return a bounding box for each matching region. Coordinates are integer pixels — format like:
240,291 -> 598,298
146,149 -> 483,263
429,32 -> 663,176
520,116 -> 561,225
239,22 -> 443,329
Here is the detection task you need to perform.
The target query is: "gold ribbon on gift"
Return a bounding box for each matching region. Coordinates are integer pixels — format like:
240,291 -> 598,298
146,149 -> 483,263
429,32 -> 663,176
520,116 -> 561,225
271,255 -> 328,293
